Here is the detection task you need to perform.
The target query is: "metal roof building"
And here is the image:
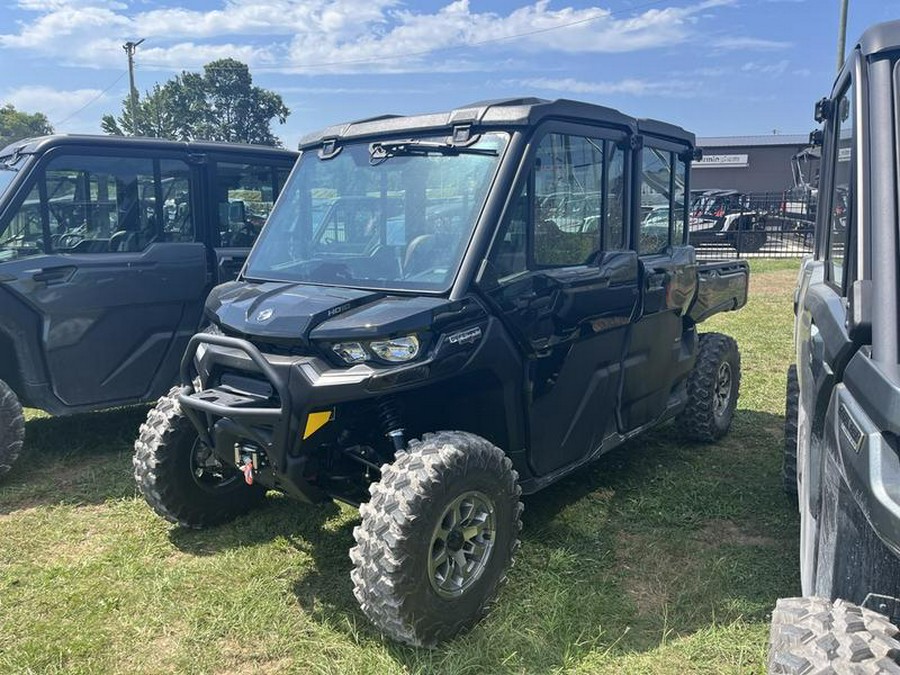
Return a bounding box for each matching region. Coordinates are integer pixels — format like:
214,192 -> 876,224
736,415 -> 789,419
694,134 -> 812,194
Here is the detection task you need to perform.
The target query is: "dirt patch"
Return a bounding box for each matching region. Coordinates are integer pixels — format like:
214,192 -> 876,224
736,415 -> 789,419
215,647 -> 295,675
616,531 -> 692,617
749,269 -> 797,296
695,519 -> 777,548
616,520 -> 777,618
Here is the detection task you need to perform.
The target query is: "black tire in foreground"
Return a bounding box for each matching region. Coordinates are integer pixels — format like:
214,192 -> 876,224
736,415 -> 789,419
783,364 -> 799,499
0,378 -> 25,477
768,597 -> 900,674
676,332 -> 741,442
350,430 -> 523,647
134,386 -> 266,528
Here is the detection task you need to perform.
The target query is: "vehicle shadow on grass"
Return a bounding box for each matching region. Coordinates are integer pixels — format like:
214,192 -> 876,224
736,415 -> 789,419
206,408 -> 796,673
156,407 -> 797,673
169,495 -> 366,633
0,406 -> 149,515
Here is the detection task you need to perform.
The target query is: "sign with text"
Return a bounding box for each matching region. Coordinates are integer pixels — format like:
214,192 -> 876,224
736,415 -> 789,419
695,153 -> 749,168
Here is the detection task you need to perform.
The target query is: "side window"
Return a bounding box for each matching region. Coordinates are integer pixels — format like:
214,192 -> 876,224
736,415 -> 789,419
158,160 -> 193,243
485,131 -> 625,282
0,154 -> 193,255
533,134 -> 602,266
606,143 -> 626,250
674,155 -> 687,244
490,184 -> 528,280
639,147 -> 673,255
276,166 -> 293,193
828,82 -> 853,290
214,162 -> 277,247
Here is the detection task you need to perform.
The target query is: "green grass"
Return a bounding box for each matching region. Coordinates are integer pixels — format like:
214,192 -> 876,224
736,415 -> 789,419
0,258 -> 802,674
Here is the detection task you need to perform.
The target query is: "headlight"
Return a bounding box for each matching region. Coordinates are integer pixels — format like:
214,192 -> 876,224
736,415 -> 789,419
331,334 -> 421,365
369,335 -> 420,363
332,342 -> 368,364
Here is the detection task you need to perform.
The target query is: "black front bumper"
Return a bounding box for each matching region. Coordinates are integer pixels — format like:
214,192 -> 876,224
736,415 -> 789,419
177,332 -> 435,503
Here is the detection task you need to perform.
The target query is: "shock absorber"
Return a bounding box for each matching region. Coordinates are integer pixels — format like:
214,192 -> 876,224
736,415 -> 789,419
377,397 -> 406,453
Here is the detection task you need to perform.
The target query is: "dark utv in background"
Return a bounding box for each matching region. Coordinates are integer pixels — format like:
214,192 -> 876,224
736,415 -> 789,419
134,97 -> 750,646
0,135 -> 297,475
770,20 -> 900,674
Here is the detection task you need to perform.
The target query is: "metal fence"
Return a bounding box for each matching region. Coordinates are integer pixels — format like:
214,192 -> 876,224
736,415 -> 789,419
690,190 -> 816,259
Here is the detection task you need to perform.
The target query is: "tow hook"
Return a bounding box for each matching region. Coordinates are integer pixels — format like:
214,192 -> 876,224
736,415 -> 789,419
239,458 -> 254,485
234,443 -> 263,486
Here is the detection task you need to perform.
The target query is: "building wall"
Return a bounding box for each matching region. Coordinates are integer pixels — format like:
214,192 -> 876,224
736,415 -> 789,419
693,141 -> 810,195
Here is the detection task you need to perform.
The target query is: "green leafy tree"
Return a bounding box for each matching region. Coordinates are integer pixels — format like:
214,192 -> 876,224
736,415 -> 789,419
102,59 -> 289,146
0,104 -> 53,146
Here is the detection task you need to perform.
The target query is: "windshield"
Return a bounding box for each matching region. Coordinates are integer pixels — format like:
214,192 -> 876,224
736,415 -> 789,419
244,132 -> 508,292
0,153 -> 28,198
0,167 -> 17,196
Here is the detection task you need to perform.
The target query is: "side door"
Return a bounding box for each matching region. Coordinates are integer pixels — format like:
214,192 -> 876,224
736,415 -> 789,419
796,73 -> 858,594
208,156 -> 293,282
480,125 -> 640,476
0,147 -> 208,409
620,140 -> 697,431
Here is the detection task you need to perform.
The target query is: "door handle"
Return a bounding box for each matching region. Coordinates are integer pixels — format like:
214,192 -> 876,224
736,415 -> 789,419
31,266 -> 75,285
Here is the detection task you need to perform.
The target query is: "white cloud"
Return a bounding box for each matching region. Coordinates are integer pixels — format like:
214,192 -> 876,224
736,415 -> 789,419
1,85 -> 112,131
741,59 -> 790,75
1,0 -> 741,74
15,0 -> 127,9
713,36 -> 791,50
516,76 -> 698,98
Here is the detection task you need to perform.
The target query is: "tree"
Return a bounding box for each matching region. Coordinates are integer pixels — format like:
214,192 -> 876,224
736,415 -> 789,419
0,104 -> 53,146
102,59 -> 289,146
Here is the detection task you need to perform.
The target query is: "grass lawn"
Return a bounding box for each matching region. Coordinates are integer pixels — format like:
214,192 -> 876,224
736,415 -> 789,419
0,259 -> 801,674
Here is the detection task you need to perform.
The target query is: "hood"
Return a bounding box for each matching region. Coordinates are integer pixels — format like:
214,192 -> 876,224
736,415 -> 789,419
206,281 -> 384,341
206,281 -> 469,344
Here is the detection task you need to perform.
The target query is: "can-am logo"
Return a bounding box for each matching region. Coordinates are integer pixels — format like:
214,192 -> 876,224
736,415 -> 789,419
255,308 -> 274,322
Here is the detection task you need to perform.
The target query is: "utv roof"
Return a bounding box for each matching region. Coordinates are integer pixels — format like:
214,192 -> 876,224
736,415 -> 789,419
298,98 -> 695,150
857,20 -> 900,58
0,134 -> 298,160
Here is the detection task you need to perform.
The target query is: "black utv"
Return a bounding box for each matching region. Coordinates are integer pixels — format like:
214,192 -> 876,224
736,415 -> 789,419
134,98 -> 749,646
0,135 -> 296,476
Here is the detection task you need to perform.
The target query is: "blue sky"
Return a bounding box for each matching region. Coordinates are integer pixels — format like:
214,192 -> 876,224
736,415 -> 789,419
0,1 -> 896,146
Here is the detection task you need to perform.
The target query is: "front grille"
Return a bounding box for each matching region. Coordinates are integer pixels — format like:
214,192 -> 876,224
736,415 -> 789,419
217,324 -> 313,357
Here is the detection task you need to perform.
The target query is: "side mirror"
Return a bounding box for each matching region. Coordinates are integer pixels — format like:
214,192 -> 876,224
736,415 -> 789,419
808,129 -> 824,147
847,279 -> 872,344
814,97 -> 832,124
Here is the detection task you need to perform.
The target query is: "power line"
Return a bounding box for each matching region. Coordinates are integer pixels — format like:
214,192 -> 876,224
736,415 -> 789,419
138,0 -> 689,73
51,70 -> 128,128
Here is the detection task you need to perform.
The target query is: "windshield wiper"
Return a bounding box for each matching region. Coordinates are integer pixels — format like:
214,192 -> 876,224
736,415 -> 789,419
370,140 -> 497,165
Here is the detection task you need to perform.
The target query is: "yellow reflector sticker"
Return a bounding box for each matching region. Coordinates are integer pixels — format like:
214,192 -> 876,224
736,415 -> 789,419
303,410 -> 334,440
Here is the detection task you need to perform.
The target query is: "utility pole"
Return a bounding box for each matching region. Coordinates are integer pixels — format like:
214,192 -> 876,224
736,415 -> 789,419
836,0 -> 849,72
123,39 -> 145,135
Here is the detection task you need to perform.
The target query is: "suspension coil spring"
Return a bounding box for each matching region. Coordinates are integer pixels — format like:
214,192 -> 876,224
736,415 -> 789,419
377,397 -> 406,452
